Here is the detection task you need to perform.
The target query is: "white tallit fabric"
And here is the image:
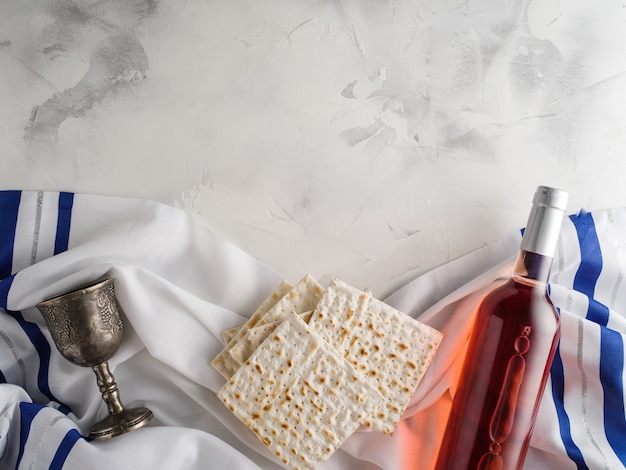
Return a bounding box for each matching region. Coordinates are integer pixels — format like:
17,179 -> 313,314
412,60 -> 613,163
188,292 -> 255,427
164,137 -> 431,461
1,190 -> 625,470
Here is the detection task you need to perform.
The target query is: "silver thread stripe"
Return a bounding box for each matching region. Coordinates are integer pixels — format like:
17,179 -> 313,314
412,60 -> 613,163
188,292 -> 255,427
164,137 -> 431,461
0,326 -> 27,387
577,318 -> 610,469
27,414 -> 65,470
610,272 -> 624,310
552,234 -> 565,285
606,210 -> 624,309
30,191 -> 44,265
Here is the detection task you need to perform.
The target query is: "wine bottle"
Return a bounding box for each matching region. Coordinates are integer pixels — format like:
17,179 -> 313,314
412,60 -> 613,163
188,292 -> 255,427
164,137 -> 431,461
434,186 -> 568,470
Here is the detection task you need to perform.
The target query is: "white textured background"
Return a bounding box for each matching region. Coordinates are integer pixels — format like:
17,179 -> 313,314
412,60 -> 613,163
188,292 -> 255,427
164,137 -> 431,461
2,0 -> 626,296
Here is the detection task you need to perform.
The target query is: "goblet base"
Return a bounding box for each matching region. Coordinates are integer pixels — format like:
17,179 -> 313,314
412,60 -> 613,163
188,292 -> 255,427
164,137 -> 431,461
89,407 -> 153,440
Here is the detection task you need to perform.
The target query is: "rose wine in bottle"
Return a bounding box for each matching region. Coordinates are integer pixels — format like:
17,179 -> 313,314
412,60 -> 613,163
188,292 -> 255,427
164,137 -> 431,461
434,186 -> 568,470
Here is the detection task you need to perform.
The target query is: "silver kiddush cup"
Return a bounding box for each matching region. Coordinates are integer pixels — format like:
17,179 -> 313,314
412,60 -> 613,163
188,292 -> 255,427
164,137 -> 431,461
37,278 -> 153,439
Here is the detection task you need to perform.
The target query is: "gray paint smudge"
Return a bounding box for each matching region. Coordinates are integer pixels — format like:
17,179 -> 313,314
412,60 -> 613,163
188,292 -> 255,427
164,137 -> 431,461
334,0 -> 567,162
23,0 -> 154,142
26,33 -> 149,141
338,118 -> 385,146
340,80 -> 358,99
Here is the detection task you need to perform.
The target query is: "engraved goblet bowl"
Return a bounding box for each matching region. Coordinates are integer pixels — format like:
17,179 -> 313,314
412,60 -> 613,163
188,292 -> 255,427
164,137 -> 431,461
37,278 -> 153,439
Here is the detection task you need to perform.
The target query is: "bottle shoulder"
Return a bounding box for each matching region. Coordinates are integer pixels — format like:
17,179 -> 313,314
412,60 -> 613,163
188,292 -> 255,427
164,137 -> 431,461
477,277 -> 556,315
487,276 -> 548,297
470,277 -> 560,346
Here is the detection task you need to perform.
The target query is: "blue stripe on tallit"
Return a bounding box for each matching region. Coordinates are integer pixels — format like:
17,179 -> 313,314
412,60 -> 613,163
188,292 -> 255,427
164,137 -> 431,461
571,211 -> 626,465
5,309 -> 71,415
49,429 -> 83,470
54,192 -> 74,255
15,402 -> 46,469
0,275 -> 15,310
0,191 -> 21,308
551,341 -> 588,469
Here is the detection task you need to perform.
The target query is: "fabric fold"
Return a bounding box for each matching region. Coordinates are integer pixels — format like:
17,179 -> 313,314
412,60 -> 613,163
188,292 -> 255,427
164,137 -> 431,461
2,191 -> 626,469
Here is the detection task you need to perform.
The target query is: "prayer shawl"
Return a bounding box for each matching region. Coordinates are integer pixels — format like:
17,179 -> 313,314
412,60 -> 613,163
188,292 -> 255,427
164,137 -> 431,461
1,190 -> 625,469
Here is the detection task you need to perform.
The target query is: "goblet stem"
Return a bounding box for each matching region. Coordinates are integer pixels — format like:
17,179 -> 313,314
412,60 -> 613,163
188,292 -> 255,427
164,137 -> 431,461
93,362 -> 125,415
88,361 -> 153,440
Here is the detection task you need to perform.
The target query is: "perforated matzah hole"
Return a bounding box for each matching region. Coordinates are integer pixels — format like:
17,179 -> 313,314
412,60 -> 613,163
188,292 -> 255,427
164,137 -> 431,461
217,313 -> 384,470
308,278 -> 443,435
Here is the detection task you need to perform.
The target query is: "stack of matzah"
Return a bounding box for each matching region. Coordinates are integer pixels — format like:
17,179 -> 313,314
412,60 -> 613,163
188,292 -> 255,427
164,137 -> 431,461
211,275 -> 442,470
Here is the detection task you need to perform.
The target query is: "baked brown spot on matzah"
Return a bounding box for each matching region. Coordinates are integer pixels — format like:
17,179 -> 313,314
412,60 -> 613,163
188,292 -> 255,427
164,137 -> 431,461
308,278 -> 442,435
211,275 -> 323,379
217,313 -> 384,470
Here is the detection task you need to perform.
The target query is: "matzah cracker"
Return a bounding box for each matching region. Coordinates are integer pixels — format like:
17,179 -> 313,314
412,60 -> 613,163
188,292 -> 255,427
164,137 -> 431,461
221,325 -> 240,345
229,321 -> 279,365
229,311 -> 313,367
248,275 -> 323,329
220,280 -> 294,344
211,275 -> 324,379
217,313 -> 384,470
308,278 -> 442,435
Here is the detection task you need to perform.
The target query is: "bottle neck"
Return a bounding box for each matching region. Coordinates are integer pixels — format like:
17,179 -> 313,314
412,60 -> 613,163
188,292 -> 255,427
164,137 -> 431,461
520,203 -> 563,257
512,250 -> 553,285
514,187 -> 566,285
